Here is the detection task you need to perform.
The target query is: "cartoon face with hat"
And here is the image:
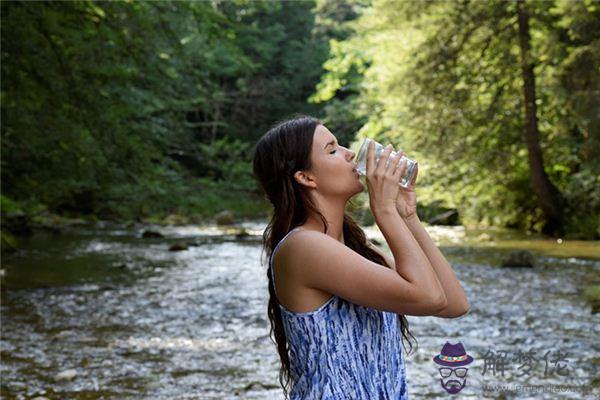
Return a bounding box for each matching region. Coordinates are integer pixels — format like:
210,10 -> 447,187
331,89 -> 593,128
433,341 -> 474,394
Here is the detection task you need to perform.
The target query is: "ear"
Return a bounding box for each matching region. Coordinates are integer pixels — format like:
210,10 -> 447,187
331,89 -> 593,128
293,170 -> 317,189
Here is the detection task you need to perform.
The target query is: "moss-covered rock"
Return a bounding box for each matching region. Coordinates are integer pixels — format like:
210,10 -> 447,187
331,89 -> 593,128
142,230 -> 164,238
169,242 -> 189,251
583,285 -> 600,314
501,250 -> 536,268
163,213 -> 190,226
214,210 -> 235,226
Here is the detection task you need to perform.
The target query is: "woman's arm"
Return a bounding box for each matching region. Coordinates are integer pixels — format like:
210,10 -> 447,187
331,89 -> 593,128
403,214 -> 470,318
367,241 -> 396,272
367,224 -> 468,318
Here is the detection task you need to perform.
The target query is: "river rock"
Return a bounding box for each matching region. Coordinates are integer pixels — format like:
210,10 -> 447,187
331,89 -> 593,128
54,369 -> 78,381
189,214 -> 205,224
169,242 -> 189,251
3,210 -> 33,235
427,209 -> 459,226
501,250 -> 536,268
39,224 -> 62,235
235,227 -> 250,238
142,230 -> 164,238
241,381 -> 280,391
583,285 -> 600,314
214,210 -> 235,225
164,213 -> 188,225
476,233 -> 494,242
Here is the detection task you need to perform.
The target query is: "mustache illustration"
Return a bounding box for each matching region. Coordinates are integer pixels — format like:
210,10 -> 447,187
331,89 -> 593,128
440,378 -> 466,394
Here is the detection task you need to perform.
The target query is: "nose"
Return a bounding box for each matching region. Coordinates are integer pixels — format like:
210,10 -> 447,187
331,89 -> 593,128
347,148 -> 356,161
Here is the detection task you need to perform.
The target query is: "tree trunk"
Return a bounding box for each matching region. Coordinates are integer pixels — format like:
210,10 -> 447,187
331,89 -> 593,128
516,0 -> 564,236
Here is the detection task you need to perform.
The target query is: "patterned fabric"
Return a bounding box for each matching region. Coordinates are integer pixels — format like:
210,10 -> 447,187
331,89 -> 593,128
269,228 -> 409,400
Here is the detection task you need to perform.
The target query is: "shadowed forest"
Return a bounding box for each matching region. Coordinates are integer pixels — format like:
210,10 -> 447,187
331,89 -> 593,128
2,0 -> 598,240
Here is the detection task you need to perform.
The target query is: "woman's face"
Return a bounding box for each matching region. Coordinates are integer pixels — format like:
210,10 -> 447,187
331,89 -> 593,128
296,124 -> 364,198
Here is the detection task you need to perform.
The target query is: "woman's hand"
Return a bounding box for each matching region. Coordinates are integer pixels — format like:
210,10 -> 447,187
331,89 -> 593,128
395,156 -> 418,220
366,142 -> 405,216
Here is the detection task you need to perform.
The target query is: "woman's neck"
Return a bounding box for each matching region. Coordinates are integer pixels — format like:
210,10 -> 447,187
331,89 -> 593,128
300,215 -> 345,245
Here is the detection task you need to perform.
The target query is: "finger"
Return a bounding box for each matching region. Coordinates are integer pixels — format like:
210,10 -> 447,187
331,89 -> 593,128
392,151 -> 406,178
409,163 -> 419,186
401,162 -> 417,190
376,144 -> 393,175
391,151 -> 404,178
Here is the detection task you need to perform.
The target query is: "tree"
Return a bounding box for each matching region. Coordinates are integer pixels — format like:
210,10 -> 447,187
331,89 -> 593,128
1,0 -> 328,219
312,0 -> 599,237
516,0 -> 564,234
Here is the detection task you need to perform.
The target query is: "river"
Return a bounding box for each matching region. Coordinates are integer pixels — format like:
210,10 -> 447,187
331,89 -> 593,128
1,220 -> 598,399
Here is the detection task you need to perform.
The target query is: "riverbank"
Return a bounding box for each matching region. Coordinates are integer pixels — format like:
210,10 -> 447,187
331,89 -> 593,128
1,181 -> 271,256
4,207 -> 600,261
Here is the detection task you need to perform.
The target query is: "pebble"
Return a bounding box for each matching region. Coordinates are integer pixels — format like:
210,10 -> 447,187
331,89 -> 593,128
54,369 -> 78,381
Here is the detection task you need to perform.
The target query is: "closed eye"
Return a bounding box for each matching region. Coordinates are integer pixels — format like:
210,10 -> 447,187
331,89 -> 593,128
329,149 -> 337,154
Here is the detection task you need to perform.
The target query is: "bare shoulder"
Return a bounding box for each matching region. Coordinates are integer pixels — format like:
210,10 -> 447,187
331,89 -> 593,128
276,228 -> 390,282
272,229 -> 331,284
271,230 -> 337,312
275,229 -> 346,274
279,229 -> 393,271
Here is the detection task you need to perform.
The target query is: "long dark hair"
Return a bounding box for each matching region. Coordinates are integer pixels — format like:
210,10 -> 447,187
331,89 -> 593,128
252,114 -> 417,398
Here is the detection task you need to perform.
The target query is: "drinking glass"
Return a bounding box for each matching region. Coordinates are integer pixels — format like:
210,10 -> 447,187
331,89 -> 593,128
355,138 -> 418,188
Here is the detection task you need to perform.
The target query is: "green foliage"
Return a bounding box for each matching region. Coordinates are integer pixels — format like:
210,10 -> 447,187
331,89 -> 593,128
309,0 -> 374,147
197,137 -> 255,190
1,0 -> 326,222
2,0 -> 597,239
312,0 -> 599,238
0,195 -> 21,215
563,169 -> 600,239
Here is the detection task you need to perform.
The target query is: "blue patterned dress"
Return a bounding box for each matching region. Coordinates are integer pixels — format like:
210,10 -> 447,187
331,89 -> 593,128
269,228 -> 409,399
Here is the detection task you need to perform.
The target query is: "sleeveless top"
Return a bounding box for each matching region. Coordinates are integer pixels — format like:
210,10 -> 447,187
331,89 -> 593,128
269,227 -> 409,400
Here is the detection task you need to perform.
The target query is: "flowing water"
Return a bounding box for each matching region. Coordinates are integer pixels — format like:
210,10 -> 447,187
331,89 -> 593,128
1,220 -> 599,399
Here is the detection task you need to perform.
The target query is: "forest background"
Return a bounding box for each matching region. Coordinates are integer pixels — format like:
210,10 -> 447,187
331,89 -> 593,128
2,0 -> 598,241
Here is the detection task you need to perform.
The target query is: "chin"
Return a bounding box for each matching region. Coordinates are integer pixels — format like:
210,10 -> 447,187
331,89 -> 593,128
349,181 -> 365,197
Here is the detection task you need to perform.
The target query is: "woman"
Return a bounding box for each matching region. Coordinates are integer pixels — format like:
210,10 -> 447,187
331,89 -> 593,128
252,115 -> 469,399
